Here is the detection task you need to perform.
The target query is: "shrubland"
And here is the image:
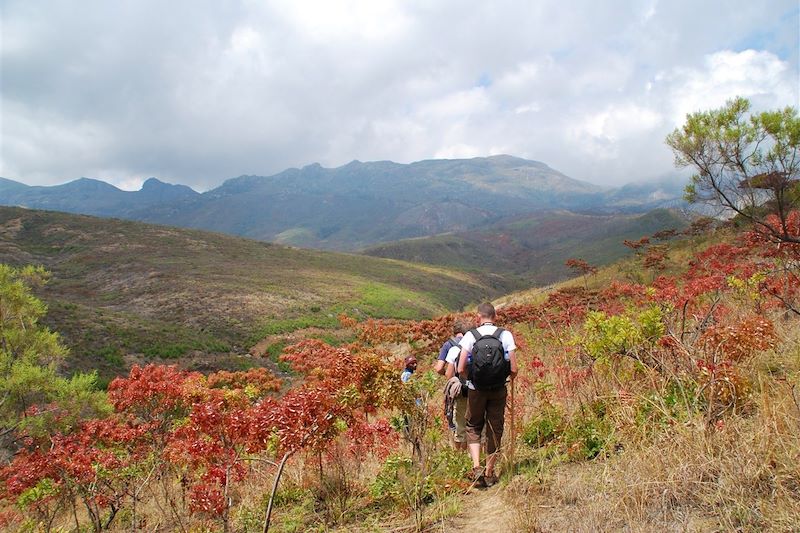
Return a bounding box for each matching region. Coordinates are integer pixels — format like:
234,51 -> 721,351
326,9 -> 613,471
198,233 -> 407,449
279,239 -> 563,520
0,205 -> 798,531
0,206 -> 492,384
3,91 -> 800,529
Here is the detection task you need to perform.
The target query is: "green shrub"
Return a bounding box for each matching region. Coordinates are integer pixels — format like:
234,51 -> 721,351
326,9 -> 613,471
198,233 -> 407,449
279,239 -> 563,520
582,305 -> 665,360
522,405 -> 563,448
95,345 -> 124,366
370,454 -> 419,505
563,413 -> 615,460
143,342 -> 190,359
428,446 -> 472,486
265,341 -> 292,373
635,378 -> 698,430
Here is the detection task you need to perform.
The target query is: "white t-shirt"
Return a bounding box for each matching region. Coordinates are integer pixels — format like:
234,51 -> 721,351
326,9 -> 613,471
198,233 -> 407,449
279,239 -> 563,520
457,324 -> 516,390
445,345 -> 461,365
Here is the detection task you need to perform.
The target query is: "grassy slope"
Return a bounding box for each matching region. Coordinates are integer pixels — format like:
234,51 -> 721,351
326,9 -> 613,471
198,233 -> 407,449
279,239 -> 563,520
259,225 -> 797,531
490,227 -> 800,531
0,207 -> 494,381
363,208 -> 690,288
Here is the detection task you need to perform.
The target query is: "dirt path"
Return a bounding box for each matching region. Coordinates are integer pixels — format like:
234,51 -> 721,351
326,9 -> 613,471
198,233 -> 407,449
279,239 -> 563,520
443,484 -> 515,531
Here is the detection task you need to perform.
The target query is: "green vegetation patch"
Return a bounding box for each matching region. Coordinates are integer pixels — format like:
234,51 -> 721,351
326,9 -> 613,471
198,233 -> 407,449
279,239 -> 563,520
351,282 -> 441,320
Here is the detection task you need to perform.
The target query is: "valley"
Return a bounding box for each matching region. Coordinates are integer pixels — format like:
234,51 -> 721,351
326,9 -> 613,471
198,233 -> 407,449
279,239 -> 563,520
0,206 -> 492,383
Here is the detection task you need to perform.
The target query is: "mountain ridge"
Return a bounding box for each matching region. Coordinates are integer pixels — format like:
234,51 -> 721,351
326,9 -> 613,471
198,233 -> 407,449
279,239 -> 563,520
0,155 -> 685,250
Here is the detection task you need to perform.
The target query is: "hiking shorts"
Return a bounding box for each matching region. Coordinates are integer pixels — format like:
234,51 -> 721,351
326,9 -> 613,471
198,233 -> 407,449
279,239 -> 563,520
453,395 -> 467,443
465,386 -> 507,455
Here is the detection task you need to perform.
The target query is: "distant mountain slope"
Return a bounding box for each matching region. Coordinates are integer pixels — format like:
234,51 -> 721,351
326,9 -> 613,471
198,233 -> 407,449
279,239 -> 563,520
0,156 -> 685,251
0,176 -> 199,217
363,208 -> 690,286
0,206 -> 494,381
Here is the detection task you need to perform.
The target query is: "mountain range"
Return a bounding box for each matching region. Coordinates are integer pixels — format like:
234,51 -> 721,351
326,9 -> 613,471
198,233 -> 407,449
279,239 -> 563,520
0,155 -> 686,251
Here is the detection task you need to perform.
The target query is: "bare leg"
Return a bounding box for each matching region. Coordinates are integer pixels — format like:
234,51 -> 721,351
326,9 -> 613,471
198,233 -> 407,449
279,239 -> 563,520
467,442 -> 481,468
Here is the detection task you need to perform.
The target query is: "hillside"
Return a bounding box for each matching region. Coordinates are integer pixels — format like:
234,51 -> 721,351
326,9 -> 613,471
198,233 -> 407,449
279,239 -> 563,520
0,206 -> 495,382
363,208 -> 690,286
0,155 -> 685,251
2,213 -> 798,532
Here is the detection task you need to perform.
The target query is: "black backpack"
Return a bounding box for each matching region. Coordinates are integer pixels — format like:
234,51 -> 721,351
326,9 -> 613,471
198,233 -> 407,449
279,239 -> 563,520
469,327 -> 510,390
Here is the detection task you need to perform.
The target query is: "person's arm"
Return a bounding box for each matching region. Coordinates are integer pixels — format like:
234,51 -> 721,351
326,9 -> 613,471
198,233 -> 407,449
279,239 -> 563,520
457,347 -> 469,376
444,346 -> 459,380
434,359 -> 446,375
508,349 -> 518,379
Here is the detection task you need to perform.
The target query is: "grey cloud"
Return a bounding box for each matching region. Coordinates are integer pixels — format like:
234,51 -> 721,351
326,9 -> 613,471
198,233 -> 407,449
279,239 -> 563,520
1,0 -> 797,190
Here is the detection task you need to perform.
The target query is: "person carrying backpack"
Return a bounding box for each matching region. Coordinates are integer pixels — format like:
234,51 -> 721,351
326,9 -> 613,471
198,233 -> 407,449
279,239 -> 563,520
456,302 -> 518,488
434,319 -> 468,375
441,318 -> 471,450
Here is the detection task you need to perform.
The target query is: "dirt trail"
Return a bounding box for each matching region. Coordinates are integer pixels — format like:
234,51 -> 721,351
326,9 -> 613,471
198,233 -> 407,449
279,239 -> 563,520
443,484 -> 515,531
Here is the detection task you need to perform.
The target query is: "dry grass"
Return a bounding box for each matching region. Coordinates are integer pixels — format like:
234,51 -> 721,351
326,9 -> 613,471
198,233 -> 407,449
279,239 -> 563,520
500,343 -> 800,532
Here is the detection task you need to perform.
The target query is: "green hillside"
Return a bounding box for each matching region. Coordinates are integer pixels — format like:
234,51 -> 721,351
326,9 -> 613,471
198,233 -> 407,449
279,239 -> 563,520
0,207 -> 494,382
363,208 -> 690,287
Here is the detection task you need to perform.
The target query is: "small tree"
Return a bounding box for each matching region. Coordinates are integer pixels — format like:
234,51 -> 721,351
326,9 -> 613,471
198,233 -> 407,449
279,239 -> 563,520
565,258 -> 597,289
0,265 -> 106,446
666,97 -> 800,244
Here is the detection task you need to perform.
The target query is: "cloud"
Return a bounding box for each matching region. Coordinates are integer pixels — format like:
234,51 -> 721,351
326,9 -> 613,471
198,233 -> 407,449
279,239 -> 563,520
570,104 -> 664,160
0,0 -> 797,189
659,49 -> 797,123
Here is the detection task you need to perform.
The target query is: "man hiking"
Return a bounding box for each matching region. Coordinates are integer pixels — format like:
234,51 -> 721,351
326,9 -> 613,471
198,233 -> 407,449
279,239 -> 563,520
441,318 -> 471,450
456,302 -> 518,487
434,319 -> 468,375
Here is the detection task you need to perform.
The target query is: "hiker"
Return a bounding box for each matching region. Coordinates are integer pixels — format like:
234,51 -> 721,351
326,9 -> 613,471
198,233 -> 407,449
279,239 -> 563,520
437,319 -> 470,444
443,339 -> 469,451
456,302 -> 518,488
434,319 -> 469,375
400,356 -> 417,383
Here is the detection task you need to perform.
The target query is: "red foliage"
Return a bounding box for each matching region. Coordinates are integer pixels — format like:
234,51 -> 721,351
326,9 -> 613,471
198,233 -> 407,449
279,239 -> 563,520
6,215 -> 800,528
207,367 -> 282,397
623,236 -> 650,250
108,364 -> 200,417
643,245 -> 668,271
565,258 -> 598,276
343,417 -> 399,460
746,211 -> 800,259
700,315 -> 777,362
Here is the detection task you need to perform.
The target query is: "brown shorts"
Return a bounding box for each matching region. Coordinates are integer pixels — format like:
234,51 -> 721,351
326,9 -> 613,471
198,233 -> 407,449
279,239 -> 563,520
465,386 -> 507,455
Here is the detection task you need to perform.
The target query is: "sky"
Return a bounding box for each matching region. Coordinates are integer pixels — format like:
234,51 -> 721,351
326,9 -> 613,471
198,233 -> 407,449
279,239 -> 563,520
1,0 -> 798,191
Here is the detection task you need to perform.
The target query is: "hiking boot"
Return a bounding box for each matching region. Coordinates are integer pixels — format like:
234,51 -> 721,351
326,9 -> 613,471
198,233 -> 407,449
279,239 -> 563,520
468,466 -> 486,488
483,473 -> 498,487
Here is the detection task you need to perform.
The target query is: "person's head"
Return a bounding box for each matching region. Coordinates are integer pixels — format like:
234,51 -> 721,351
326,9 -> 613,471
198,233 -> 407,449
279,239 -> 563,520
476,302 -> 496,322
452,317 -> 470,336
404,356 -> 418,371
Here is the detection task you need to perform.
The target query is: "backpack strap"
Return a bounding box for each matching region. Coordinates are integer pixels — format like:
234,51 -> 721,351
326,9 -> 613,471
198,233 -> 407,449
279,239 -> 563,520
469,328 -> 481,342
491,327 -> 504,340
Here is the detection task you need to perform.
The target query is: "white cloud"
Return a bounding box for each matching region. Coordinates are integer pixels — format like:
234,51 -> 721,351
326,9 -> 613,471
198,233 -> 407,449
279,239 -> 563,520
569,104 -> 664,159
514,103 -> 541,114
660,49 -> 797,125
270,0 -> 411,42
0,0 -> 797,189
434,144 -> 484,160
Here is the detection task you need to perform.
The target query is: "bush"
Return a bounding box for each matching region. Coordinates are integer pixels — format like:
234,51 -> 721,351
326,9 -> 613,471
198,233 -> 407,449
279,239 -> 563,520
522,404 -> 563,448
563,412 -> 615,460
